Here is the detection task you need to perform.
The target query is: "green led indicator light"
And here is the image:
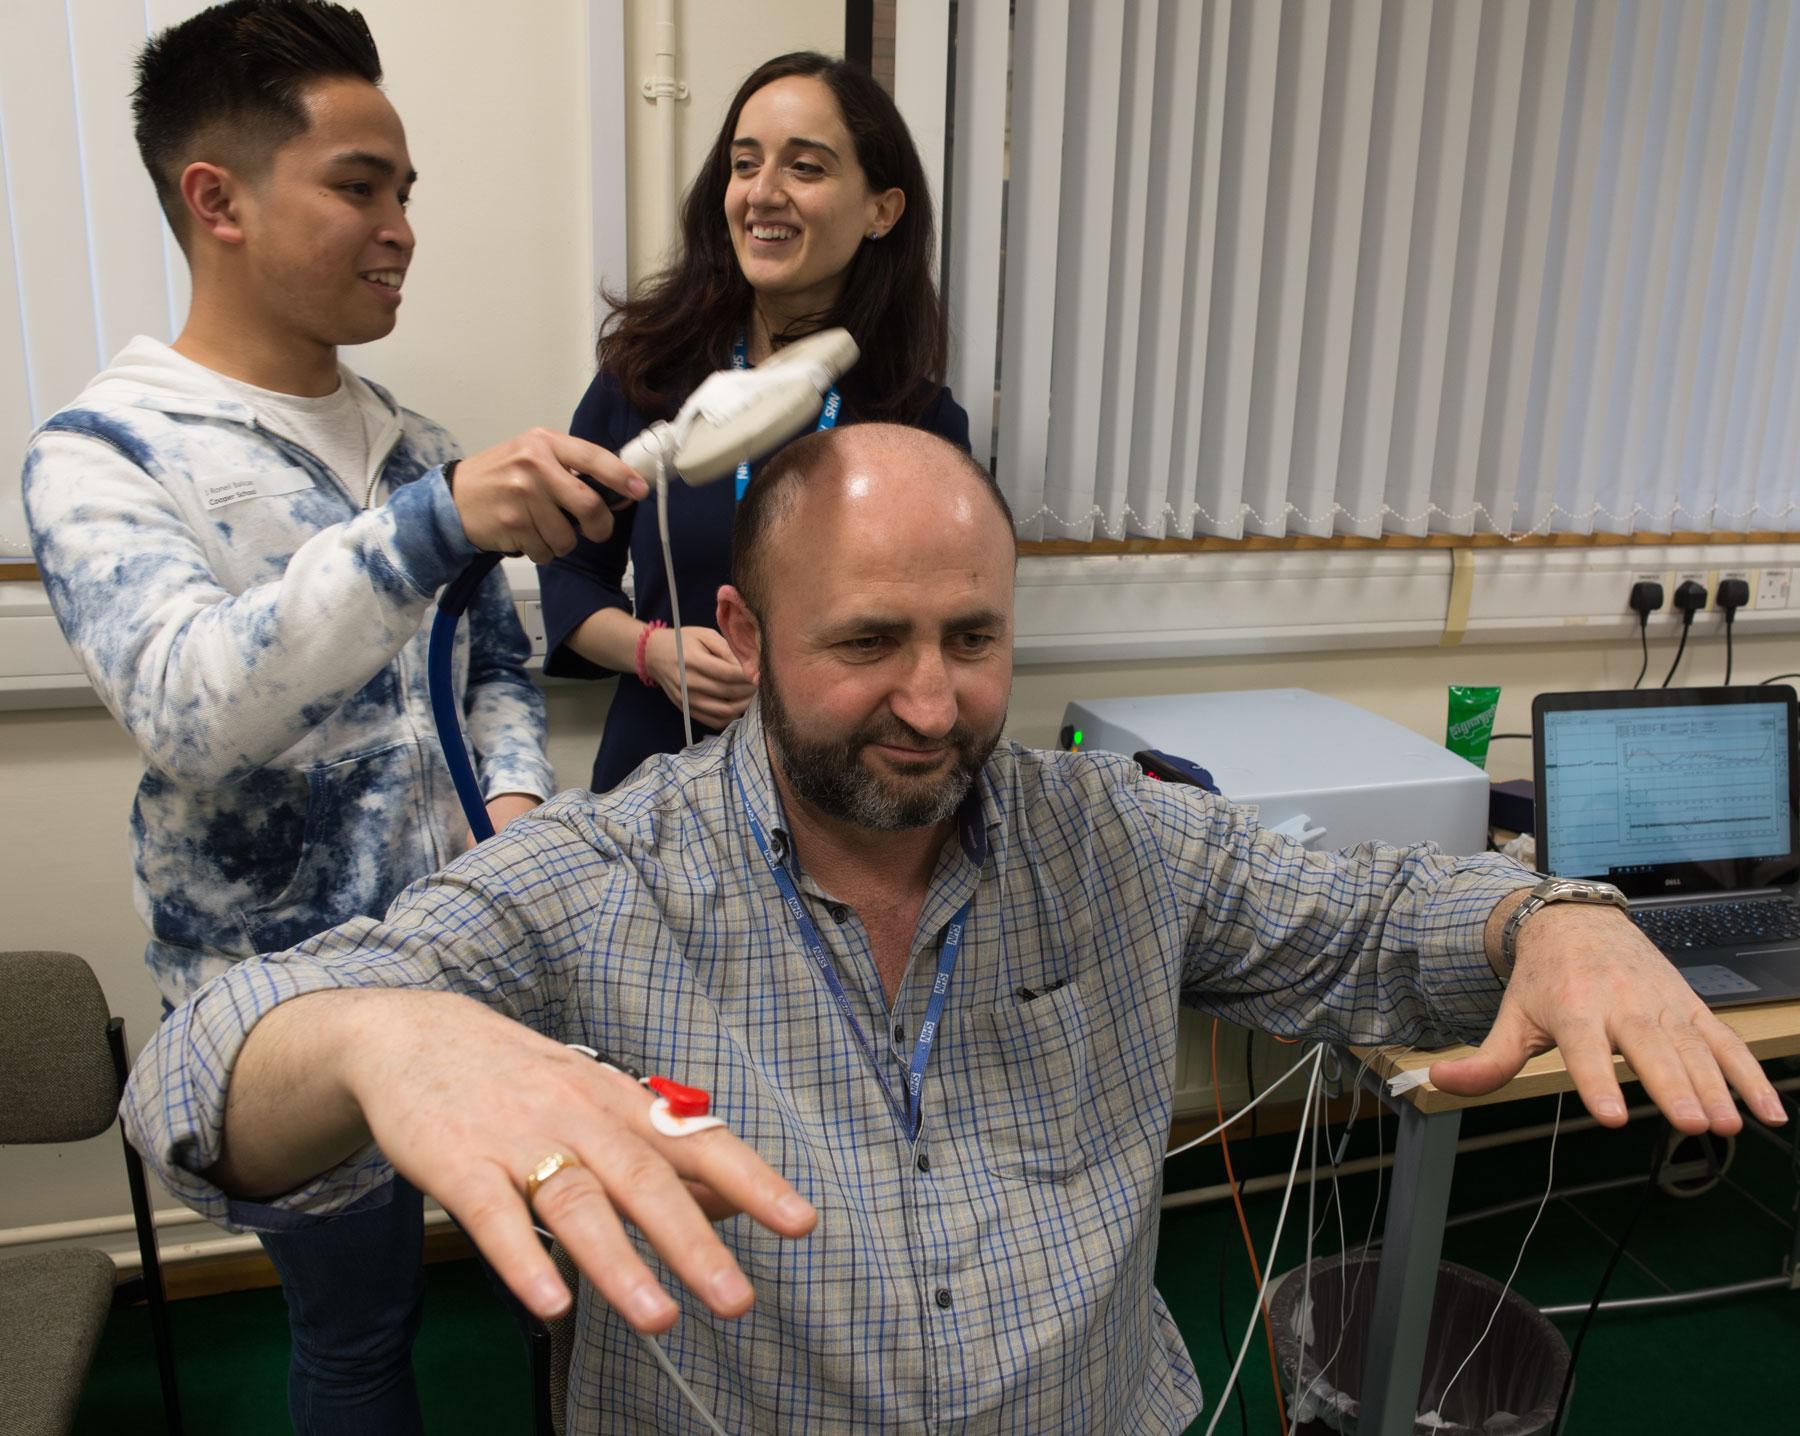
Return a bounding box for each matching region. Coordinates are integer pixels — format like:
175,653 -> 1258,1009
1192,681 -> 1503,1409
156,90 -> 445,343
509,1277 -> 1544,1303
1072,730 -> 1084,747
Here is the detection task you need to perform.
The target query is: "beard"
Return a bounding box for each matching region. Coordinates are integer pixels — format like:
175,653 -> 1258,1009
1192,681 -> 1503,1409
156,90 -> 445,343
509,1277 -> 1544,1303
760,661 -> 1004,831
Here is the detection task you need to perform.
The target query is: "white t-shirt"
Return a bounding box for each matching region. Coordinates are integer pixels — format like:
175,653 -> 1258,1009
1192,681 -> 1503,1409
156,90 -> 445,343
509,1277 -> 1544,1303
211,370 -> 385,501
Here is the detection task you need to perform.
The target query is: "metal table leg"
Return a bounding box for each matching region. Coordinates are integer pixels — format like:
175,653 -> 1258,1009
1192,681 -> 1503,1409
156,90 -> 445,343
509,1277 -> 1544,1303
1359,1088 -> 1463,1436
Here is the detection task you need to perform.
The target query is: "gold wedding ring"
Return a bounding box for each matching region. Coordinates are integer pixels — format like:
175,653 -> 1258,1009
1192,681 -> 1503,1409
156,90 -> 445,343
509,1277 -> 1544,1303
523,1151 -> 581,1204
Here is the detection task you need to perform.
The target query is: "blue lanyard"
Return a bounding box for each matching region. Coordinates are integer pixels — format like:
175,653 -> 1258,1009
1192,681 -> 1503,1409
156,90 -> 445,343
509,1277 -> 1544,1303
733,756 -> 972,1141
731,332 -> 842,501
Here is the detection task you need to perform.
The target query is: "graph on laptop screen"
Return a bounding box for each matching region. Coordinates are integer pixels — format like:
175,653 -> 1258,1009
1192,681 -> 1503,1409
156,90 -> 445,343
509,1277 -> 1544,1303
1541,700 -> 1792,877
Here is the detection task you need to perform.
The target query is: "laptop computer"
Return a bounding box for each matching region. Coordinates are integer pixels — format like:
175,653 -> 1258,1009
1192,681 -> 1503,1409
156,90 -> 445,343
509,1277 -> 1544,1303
1533,685 -> 1800,1009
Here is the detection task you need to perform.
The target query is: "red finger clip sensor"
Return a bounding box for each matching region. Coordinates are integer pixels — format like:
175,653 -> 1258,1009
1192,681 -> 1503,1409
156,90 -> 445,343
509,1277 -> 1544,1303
647,1075 -> 711,1118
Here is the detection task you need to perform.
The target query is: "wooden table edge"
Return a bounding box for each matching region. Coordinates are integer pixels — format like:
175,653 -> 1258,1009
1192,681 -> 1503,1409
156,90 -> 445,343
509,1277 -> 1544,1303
1347,1000 -> 1800,1114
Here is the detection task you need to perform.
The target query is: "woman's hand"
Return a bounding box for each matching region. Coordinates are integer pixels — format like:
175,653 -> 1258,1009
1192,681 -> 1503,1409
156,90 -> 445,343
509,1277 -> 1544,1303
644,625 -> 756,731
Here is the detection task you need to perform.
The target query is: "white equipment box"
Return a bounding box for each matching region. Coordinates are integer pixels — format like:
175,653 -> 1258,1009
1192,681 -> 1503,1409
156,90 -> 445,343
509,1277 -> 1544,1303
1061,688 -> 1487,854
1059,689 -> 1491,1119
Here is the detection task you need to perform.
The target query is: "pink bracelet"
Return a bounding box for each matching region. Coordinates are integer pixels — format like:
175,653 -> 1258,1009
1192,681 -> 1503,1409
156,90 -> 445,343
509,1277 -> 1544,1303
635,620 -> 667,687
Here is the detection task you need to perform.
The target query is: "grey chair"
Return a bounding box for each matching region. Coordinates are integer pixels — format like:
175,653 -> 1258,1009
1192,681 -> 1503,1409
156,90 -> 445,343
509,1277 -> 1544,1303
0,951 -> 182,1434
529,1240 -> 580,1435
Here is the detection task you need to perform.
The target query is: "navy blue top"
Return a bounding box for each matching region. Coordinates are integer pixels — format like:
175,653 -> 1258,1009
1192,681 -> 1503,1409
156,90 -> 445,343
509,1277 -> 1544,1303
540,370 -> 972,791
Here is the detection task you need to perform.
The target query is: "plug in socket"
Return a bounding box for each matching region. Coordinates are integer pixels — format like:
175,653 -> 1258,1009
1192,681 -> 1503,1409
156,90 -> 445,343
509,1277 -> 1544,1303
1628,577 -> 1665,617
1716,569 -> 1751,611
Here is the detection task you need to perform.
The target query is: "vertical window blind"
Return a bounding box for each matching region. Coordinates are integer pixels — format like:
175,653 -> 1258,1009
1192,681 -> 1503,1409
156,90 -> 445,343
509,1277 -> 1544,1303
940,0 -> 1800,543
0,0 -> 205,557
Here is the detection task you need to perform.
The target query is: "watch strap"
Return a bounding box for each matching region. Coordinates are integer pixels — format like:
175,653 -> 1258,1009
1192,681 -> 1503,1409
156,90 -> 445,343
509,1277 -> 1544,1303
1498,878 -> 1629,980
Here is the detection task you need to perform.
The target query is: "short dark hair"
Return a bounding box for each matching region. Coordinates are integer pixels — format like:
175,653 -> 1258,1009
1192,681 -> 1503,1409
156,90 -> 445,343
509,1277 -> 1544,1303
133,0 -> 382,242
731,426 -> 1015,618
600,52 -> 949,425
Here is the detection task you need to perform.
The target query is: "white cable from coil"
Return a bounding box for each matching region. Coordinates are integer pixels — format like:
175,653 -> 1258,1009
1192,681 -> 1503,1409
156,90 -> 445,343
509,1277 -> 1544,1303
1202,1045 -> 1326,1436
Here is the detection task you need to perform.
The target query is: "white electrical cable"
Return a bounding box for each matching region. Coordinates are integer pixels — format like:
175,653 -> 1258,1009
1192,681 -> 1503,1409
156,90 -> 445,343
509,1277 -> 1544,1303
649,452 -> 695,748
640,1330 -> 729,1436
1323,1082 -> 1348,1418
1167,1037 -> 1410,1430
531,1221 -> 728,1436
1306,1056 -> 1343,1253
1291,1043 -> 1400,1428
1160,1038 -> 1358,1434
1289,1066 -> 1322,1436
1164,1042 -> 1323,1161
1424,1092 -> 1565,1426
1203,1046 -> 1325,1436
1294,1077 -> 1337,1431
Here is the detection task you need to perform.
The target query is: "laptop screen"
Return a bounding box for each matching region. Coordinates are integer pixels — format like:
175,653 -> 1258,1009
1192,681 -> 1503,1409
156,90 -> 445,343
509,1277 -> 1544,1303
1534,687 -> 1800,894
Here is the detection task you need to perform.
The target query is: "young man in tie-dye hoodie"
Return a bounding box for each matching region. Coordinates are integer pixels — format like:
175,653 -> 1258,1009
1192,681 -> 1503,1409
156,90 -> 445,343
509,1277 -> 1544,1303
21,2 -> 647,1429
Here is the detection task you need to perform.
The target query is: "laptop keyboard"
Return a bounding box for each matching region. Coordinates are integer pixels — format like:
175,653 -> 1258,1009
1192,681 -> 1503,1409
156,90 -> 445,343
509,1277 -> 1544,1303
1631,899 -> 1800,951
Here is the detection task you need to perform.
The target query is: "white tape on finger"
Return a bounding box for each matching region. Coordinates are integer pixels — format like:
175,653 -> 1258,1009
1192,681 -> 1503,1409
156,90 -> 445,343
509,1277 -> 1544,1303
649,1103 -> 726,1139
569,1044 -> 726,1138
1387,1069 -> 1434,1097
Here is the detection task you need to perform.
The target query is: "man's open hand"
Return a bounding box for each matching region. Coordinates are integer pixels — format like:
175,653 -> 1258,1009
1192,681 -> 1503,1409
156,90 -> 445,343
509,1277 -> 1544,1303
452,430 -> 649,563
340,991 -> 816,1329
1430,904 -> 1787,1134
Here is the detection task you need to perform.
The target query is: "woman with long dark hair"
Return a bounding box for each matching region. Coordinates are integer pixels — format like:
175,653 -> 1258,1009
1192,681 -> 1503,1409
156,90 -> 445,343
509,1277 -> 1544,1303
539,52 -> 971,792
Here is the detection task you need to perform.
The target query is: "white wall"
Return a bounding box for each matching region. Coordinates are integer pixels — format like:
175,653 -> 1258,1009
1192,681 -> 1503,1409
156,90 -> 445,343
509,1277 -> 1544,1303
340,0 -> 602,445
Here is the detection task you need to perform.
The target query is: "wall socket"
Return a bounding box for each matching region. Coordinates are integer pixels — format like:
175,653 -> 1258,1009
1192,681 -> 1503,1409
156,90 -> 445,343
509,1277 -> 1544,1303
1758,567 -> 1793,609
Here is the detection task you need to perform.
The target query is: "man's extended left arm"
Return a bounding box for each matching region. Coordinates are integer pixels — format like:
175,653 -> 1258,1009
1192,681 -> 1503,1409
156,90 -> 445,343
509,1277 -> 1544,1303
1430,891 -> 1786,1134
1129,763 -> 1786,1136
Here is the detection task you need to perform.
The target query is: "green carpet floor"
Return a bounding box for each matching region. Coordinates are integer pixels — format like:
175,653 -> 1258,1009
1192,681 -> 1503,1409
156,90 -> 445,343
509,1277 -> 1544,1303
77,1093 -> 1800,1433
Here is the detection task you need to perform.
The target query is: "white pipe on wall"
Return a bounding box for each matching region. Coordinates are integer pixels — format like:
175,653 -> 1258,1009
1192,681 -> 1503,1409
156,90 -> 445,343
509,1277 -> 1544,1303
103,1209 -> 459,1277
0,1205 -> 208,1248
648,0 -> 681,264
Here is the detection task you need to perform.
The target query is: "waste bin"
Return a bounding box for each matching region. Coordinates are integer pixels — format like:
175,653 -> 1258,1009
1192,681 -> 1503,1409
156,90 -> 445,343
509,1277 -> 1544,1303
1266,1256 -> 1569,1434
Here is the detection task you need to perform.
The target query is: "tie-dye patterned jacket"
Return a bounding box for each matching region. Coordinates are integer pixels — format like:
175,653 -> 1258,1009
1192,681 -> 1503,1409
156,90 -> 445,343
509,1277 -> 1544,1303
24,337 -> 554,1004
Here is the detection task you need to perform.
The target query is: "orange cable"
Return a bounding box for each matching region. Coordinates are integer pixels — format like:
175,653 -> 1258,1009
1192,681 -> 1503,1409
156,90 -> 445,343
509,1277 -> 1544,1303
1211,1018 -> 1289,1432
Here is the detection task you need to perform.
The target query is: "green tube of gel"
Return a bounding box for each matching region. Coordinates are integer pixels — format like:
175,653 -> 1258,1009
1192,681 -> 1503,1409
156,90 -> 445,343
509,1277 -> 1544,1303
1446,685 -> 1500,768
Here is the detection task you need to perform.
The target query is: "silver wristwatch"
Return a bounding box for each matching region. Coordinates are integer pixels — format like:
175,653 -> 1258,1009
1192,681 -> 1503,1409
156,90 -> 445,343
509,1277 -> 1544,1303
1498,876 -> 1629,979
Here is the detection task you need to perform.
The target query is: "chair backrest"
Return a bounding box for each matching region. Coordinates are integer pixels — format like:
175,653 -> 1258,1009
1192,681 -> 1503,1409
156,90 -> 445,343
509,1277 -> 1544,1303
547,1242 -> 580,1435
0,950 -> 121,1144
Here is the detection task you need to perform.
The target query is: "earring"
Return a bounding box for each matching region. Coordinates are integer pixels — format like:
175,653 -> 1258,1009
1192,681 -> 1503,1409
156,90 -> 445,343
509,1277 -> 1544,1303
866,229 -> 880,240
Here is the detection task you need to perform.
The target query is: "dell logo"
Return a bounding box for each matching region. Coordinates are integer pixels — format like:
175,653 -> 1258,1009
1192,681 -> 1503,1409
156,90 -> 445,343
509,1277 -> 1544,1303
1664,878 -> 1681,887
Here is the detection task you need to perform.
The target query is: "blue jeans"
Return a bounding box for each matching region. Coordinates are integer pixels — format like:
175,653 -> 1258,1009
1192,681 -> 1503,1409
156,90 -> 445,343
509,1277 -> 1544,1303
257,1177 -> 427,1435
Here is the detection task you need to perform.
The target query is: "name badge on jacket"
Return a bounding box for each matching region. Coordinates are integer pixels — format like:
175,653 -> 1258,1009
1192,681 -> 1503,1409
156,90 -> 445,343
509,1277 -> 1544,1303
200,467 -> 313,511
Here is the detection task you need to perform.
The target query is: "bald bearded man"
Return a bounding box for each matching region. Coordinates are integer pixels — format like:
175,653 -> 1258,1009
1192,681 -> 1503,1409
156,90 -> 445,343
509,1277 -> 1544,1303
122,424 -> 1785,1434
